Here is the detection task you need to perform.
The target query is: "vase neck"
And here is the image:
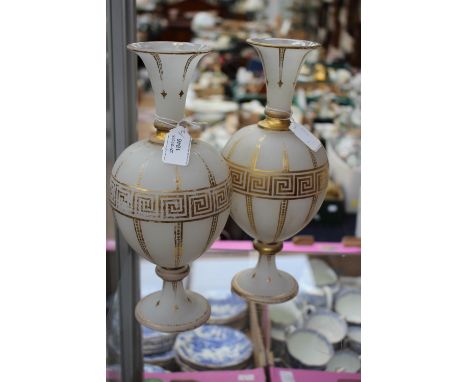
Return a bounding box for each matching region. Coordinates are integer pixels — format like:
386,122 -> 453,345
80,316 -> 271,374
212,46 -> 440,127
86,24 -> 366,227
249,38 -> 320,118
128,42 -> 212,129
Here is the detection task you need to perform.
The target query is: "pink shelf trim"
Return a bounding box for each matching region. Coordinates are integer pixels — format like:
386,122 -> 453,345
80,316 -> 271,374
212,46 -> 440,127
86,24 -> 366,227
106,239 -> 360,255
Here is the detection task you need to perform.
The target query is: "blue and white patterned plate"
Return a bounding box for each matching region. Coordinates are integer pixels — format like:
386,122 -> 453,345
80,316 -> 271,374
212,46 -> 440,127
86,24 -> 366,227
142,326 -> 176,355
205,290 -> 247,323
175,325 -> 253,369
143,349 -> 175,363
143,364 -> 168,373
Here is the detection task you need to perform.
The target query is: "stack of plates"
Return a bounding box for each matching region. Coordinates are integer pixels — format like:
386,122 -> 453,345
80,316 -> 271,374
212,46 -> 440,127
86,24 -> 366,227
142,326 -> 176,355
175,325 -> 253,371
205,290 -> 248,329
142,326 -> 176,368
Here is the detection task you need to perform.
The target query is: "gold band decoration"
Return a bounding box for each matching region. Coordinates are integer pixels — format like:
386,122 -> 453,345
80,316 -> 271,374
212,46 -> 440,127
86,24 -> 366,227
109,175 -> 232,222
225,160 -> 328,200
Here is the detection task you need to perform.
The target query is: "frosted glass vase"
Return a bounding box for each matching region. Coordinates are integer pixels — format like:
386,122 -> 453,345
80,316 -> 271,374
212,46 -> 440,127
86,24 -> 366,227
222,38 -> 329,304
110,42 -> 232,332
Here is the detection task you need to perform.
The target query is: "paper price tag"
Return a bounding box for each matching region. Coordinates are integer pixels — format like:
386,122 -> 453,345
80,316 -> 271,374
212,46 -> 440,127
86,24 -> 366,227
289,121 -> 322,152
162,125 -> 191,166
279,370 -> 295,382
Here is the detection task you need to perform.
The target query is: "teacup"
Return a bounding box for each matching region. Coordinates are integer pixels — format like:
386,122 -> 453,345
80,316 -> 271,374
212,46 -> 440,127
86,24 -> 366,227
269,300 -> 303,330
302,307 -> 348,348
347,325 -> 361,354
334,288 -> 361,325
286,328 -> 334,370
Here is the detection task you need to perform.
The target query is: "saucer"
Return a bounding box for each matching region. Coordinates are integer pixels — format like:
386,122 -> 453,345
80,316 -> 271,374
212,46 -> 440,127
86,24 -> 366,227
205,290 -> 248,326
347,325 -> 361,354
175,325 -> 252,369
326,349 -> 360,373
286,329 -> 334,369
334,289 -> 361,324
304,308 -> 348,345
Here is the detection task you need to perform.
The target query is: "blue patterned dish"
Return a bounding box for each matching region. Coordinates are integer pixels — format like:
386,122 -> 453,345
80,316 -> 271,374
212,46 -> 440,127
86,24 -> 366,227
143,364 -> 168,373
205,290 -> 247,323
142,326 -> 176,355
175,325 -> 253,369
143,349 -> 175,363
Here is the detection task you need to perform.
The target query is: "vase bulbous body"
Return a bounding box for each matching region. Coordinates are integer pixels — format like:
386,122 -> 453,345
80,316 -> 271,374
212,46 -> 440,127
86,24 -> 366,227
222,38 -> 329,304
110,42 -> 232,332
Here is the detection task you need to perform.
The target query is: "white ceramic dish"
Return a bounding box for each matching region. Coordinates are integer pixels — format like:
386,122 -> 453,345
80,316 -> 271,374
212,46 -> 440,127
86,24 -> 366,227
326,349 -> 360,373
347,325 -> 361,354
303,308 -> 348,345
269,300 -> 302,329
334,288 -> 361,324
309,259 -> 338,287
286,329 -> 334,369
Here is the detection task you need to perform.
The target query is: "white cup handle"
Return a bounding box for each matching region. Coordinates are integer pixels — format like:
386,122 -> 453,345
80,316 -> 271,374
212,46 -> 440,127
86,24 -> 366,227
302,304 -> 316,320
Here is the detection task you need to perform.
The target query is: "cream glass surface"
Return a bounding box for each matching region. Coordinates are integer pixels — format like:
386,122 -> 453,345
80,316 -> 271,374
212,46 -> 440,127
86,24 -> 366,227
222,38 -> 328,304
110,42 -> 232,332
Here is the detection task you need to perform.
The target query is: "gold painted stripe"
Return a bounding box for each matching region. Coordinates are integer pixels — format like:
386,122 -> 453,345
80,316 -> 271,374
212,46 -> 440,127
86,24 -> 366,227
204,213 -> 219,251
301,149 -> 325,226
133,219 -> 153,262
194,151 -> 221,250
225,136 -> 245,160
183,54 -> 197,81
173,222 -> 183,267
244,136 -> 265,236
151,53 -> 164,80
246,195 -> 257,237
175,166 -> 181,191
278,47 -> 286,87
273,148 -> 290,242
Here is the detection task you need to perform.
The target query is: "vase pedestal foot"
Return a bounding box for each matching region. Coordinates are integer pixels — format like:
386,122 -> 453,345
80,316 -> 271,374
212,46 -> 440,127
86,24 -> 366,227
135,265 -> 211,333
231,241 -> 298,304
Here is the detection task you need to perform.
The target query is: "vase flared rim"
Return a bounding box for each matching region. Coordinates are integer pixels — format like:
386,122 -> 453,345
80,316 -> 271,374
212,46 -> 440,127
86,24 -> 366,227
127,41 -> 213,55
247,37 -> 320,50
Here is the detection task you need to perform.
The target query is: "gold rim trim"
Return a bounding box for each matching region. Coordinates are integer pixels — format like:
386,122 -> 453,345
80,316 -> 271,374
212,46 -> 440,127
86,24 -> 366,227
135,292 -> 211,333
247,38 -> 321,50
127,41 -> 213,55
231,271 -> 299,304
253,241 -> 283,255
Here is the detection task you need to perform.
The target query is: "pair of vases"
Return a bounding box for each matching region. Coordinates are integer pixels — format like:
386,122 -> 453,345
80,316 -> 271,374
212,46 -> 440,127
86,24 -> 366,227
109,38 -> 329,333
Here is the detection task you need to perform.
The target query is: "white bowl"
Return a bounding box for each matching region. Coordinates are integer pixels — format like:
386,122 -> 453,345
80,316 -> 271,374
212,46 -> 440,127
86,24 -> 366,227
334,288 -> 361,324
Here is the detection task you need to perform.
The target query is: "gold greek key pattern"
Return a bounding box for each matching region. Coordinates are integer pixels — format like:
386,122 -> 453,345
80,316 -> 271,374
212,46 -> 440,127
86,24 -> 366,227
225,160 -> 328,200
109,175 -> 231,222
